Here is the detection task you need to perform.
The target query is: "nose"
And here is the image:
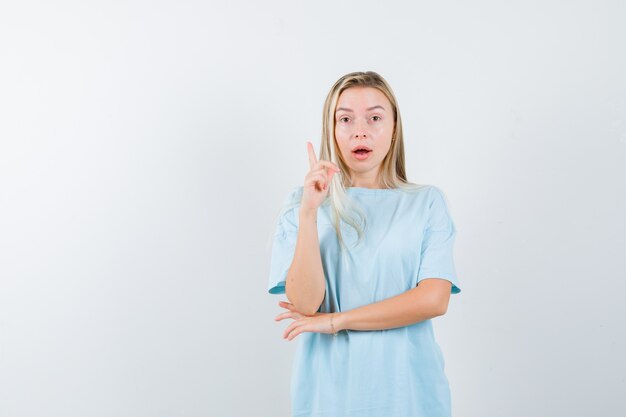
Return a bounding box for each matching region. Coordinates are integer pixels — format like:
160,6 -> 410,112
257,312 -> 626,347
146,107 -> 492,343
354,120 -> 368,139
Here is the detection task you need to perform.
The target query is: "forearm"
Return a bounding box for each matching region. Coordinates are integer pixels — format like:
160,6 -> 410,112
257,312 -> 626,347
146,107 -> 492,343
285,208 -> 326,316
335,286 -> 443,331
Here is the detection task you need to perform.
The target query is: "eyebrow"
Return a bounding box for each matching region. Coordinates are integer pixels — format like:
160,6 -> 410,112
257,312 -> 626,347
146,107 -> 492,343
335,105 -> 385,113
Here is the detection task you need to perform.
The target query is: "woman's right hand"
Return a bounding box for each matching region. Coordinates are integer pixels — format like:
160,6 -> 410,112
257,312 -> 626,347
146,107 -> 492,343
301,141 -> 341,214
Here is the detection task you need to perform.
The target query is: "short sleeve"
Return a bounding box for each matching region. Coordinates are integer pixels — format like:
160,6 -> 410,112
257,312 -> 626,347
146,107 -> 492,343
416,186 -> 461,294
267,189 -> 301,295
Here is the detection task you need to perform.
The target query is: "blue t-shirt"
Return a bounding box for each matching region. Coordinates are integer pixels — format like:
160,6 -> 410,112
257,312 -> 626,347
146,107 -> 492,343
268,184 -> 461,417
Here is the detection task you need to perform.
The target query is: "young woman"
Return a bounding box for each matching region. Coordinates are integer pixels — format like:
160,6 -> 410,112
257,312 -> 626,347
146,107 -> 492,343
267,71 -> 461,417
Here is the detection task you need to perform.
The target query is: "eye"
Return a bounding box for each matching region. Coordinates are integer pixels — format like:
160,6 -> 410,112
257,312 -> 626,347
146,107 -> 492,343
338,117 -> 349,123
372,115 -> 381,121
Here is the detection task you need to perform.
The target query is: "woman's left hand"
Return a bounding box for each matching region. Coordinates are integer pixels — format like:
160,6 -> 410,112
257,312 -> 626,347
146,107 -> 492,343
275,301 -> 338,341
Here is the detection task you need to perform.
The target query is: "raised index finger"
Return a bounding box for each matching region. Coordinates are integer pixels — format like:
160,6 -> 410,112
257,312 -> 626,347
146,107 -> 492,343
307,141 -> 318,170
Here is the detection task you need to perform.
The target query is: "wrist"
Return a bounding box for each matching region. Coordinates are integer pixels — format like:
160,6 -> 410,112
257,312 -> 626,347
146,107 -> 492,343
299,207 -> 317,219
334,311 -> 349,332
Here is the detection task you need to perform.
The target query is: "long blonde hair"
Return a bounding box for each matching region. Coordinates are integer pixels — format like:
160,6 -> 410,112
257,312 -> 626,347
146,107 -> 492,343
279,71 -> 428,262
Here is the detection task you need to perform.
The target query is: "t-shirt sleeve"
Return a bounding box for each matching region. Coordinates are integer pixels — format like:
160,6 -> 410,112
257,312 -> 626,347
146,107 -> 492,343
416,186 -> 461,294
267,190 -> 300,295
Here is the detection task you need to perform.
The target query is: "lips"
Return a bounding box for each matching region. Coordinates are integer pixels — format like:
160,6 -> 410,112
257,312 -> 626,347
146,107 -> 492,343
352,146 -> 372,160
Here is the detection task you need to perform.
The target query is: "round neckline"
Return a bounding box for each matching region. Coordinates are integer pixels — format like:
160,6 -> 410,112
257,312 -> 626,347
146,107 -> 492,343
346,187 -> 398,193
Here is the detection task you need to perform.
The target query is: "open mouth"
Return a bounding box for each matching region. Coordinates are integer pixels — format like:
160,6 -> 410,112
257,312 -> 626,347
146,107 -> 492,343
352,149 -> 372,160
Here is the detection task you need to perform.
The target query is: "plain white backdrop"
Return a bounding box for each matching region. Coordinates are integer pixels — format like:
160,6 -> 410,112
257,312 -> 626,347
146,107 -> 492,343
1,1 -> 625,416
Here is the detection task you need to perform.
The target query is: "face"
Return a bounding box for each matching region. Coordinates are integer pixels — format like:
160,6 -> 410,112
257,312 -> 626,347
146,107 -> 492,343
334,87 -> 395,184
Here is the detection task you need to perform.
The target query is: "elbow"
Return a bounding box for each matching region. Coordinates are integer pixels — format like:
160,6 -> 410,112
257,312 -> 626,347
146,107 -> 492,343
287,297 -> 322,316
291,293 -> 324,316
299,304 -> 321,317
431,288 -> 451,317
433,300 -> 449,317
285,282 -> 324,316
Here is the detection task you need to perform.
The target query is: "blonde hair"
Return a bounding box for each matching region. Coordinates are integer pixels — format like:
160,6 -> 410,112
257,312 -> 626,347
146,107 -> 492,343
278,71 -> 428,266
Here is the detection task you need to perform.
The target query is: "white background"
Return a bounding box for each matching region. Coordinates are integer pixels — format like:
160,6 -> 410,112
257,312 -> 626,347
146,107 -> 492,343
1,1 -> 625,416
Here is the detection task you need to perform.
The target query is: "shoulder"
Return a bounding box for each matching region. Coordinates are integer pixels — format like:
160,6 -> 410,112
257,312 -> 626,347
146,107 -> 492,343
413,184 -> 451,208
275,185 -> 302,207
396,183 -> 443,204
427,185 -> 447,204
403,184 -> 454,221
282,186 -> 303,212
276,186 -> 303,229
423,185 -> 456,228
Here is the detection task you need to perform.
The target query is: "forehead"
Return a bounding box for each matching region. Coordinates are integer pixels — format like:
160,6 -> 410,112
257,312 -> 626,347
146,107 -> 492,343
336,87 -> 390,110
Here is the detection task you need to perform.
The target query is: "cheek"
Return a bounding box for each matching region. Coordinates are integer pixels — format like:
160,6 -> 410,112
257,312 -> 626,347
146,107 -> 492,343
375,121 -> 393,133
334,126 -> 349,142
375,123 -> 394,141
334,123 -> 348,134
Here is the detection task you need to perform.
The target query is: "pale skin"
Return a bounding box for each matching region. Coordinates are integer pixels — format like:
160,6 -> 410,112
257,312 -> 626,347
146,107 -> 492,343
276,86 -> 453,341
